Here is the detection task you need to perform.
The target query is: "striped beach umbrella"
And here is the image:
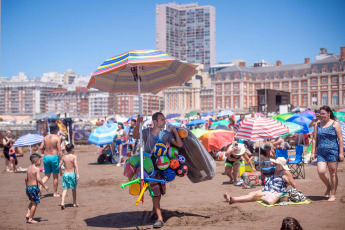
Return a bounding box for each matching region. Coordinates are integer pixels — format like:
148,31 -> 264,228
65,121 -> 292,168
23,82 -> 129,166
234,117 -> 290,141
88,123 -> 118,146
13,134 -> 44,147
87,50 -> 197,190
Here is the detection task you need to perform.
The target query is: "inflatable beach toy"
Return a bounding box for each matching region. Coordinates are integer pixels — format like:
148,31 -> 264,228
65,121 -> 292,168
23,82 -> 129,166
161,167 -> 176,182
167,147 -> 179,159
154,141 -> 167,157
177,155 -> 186,165
176,164 -> 188,177
169,158 -> 180,169
156,156 -> 170,170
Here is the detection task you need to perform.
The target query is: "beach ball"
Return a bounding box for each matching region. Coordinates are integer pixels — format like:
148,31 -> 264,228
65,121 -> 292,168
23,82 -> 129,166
156,156 -> 170,170
154,141 -> 167,157
167,147 -> 179,159
177,155 -> 186,165
161,167 -> 176,182
169,158 -> 180,169
176,164 -> 188,177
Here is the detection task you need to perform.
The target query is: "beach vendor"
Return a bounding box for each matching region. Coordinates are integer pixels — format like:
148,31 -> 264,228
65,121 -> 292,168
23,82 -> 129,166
134,112 -> 183,229
224,157 -> 300,204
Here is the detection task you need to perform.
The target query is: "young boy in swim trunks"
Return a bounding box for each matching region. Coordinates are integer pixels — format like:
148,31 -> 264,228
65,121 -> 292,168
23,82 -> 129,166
25,154 -> 49,223
59,143 -> 79,209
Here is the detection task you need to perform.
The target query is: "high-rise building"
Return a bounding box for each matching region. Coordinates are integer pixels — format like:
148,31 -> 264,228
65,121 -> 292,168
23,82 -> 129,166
156,3 -> 216,67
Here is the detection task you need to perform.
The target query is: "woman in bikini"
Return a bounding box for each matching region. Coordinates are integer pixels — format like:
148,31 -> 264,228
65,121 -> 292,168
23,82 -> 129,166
224,157 -> 300,204
224,142 -> 255,186
115,123 -> 126,166
2,130 -> 14,172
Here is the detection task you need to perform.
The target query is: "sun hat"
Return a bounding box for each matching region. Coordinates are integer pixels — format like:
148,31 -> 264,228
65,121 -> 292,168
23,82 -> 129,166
229,142 -> 246,156
270,157 -> 290,171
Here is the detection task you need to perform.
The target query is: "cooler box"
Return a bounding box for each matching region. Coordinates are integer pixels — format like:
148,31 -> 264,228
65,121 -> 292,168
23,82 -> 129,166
238,161 -> 253,178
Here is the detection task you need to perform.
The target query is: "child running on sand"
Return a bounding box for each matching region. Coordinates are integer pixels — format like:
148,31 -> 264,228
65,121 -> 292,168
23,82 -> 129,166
25,154 -> 49,224
59,143 -> 79,209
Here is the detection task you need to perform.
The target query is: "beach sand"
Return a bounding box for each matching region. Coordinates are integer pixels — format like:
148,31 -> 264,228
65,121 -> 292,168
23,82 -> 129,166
0,145 -> 344,229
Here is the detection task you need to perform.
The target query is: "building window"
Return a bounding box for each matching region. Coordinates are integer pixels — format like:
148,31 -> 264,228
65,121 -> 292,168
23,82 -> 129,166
234,84 -> 239,88
312,69 -> 316,74
256,85 -> 260,89
226,76 -> 230,80
283,83 -> 288,87
266,84 -> 270,88
322,93 -> 327,105
294,96 -> 297,100
217,85 -> 221,89
333,93 -> 338,105
293,74 -> 297,78
274,84 -> 279,88
322,68 -> 327,73
235,98 -> 239,102
303,82 -> 307,86
332,77 -> 338,83
226,84 -> 230,89
226,98 -> 229,102
312,79 -> 316,83
293,82 -> 297,87
217,98 -> 221,102
226,91 -> 230,95
293,90 -> 298,93
235,91 -> 239,95
322,78 -> 327,83
332,67 -> 337,72
303,89 -> 307,93
259,95 -> 266,104
303,95 -> 307,100
284,74 -> 288,79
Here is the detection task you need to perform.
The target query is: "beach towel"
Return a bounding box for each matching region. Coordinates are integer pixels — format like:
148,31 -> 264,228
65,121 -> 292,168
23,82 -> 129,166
257,199 -> 311,207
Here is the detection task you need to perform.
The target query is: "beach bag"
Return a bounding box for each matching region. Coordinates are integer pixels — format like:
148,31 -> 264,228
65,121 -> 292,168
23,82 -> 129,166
97,154 -> 108,164
129,154 -> 140,167
261,191 -> 282,205
242,171 -> 262,188
286,188 -> 306,202
143,157 -> 154,173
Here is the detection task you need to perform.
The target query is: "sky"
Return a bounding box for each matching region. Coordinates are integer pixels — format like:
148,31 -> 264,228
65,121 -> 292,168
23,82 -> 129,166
1,0 -> 345,78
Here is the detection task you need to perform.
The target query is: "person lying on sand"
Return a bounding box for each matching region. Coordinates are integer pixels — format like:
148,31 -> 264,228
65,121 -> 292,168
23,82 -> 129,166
224,157 -> 300,204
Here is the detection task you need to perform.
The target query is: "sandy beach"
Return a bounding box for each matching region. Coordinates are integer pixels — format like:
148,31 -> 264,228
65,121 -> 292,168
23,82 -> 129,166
0,145 -> 344,230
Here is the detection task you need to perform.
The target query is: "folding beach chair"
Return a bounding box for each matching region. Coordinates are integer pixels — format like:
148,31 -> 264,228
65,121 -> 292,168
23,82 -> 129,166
275,149 -> 288,159
288,145 -> 305,179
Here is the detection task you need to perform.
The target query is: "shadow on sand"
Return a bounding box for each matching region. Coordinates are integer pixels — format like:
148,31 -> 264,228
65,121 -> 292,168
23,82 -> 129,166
84,209 -> 210,229
307,195 -> 328,201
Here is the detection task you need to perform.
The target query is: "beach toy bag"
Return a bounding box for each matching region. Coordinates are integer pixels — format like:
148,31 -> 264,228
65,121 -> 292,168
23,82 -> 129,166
129,154 -> 140,167
143,157 -> 154,173
123,163 -> 136,178
129,183 -> 141,196
241,171 -> 262,188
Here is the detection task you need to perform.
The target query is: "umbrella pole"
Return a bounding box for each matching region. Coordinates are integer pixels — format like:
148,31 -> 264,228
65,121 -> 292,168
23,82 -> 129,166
30,145 -> 32,155
138,66 -> 145,193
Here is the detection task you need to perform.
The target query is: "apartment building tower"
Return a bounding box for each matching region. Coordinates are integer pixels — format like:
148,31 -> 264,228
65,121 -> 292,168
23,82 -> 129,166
156,3 -> 216,67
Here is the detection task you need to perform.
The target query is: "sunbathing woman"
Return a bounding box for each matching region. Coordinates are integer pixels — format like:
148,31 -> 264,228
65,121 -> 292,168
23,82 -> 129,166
224,157 -> 300,204
225,142 -> 255,185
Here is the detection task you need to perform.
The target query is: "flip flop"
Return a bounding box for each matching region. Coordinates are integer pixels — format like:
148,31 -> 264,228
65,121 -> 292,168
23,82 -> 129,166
61,204 -> 65,210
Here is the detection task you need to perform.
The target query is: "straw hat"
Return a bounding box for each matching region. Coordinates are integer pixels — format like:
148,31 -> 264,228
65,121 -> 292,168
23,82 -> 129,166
229,142 -> 246,156
270,157 -> 290,171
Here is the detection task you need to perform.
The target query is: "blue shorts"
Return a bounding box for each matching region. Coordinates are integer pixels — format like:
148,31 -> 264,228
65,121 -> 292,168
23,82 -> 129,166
43,155 -> 60,174
115,139 -> 125,145
26,185 -> 41,204
62,172 -> 77,190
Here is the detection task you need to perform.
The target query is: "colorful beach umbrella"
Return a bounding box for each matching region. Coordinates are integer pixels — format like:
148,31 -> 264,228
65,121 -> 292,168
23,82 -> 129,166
234,117 -> 290,141
166,113 -> 181,120
291,107 -> 306,113
286,116 -> 313,134
185,111 -> 198,118
271,113 -> 294,121
210,125 -> 230,131
288,113 -> 315,121
255,112 -> 265,117
87,50 -> 197,189
191,128 -> 209,138
199,130 -> 236,151
187,119 -> 206,127
201,112 -> 214,117
301,110 -> 316,117
337,108 -> 345,112
333,112 -> 345,121
210,120 -> 230,127
216,110 -> 234,117
13,134 -> 44,155
88,123 -> 118,145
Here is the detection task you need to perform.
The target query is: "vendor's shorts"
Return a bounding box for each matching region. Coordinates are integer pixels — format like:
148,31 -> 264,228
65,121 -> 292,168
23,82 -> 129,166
150,171 -> 166,197
43,155 -> 60,174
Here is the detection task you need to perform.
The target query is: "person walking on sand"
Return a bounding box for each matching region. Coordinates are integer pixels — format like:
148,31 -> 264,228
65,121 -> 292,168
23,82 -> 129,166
311,106 -> 344,202
39,123 -> 62,197
59,143 -> 79,209
25,154 -> 48,224
134,112 -> 183,229
3,130 -> 14,172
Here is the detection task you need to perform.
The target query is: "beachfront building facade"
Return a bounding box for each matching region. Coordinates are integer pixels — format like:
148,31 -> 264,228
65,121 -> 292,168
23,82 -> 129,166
0,82 -> 58,116
200,88 -> 214,112
115,93 -> 164,117
214,47 -> 345,113
45,88 -> 89,118
156,3 -> 216,67
88,91 -> 117,119
163,77 -> 201,114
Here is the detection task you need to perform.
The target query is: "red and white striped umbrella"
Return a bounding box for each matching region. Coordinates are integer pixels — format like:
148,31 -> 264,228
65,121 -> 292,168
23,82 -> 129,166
234,117 -> 289,141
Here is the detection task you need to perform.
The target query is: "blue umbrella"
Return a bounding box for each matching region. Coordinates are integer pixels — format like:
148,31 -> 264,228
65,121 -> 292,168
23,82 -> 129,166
201,112 -> 214,117
88,123 -> 118,145
217,110 -> 234,117
126,116 -> 136,123
187,119 -> 206,127
289,113 -> 315,121
166,113 -> 181,119
13,134 -> 44,147
13,134 -> 44,155
286,116 -> 313,133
